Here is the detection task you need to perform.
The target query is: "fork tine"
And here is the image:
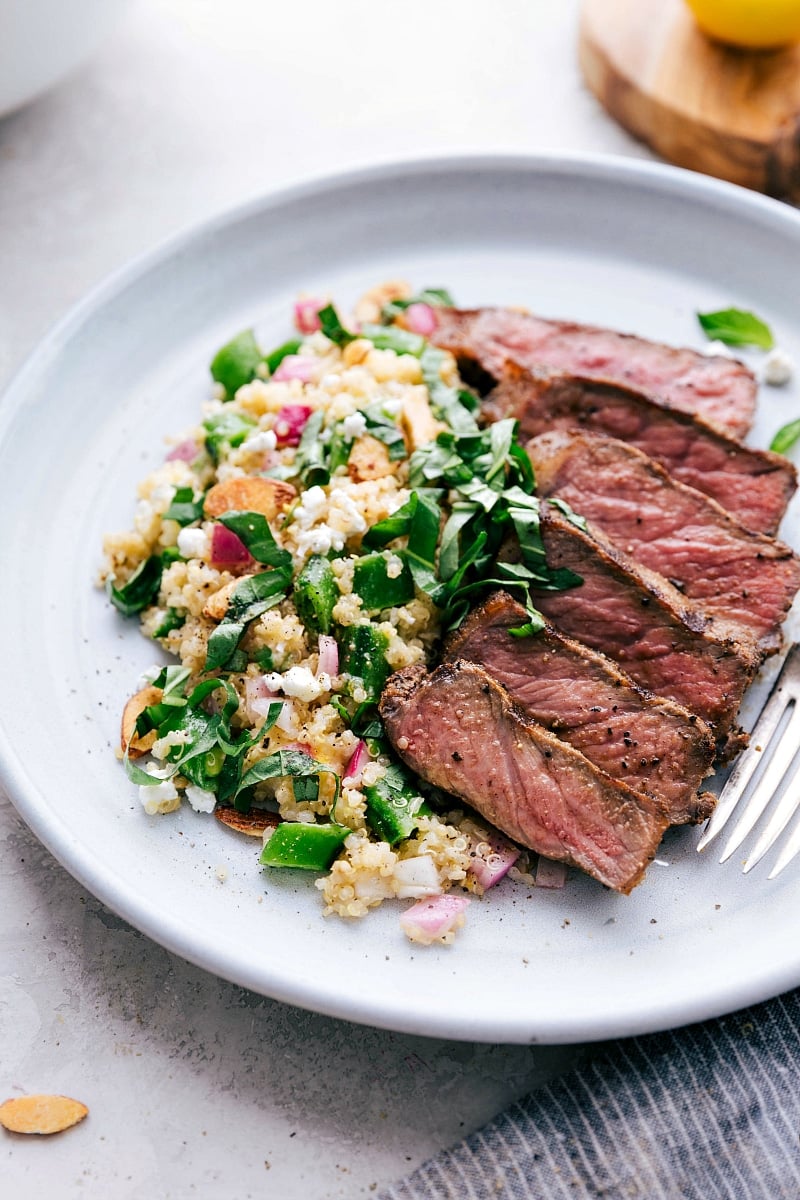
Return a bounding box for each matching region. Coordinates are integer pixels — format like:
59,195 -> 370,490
743,741 -> 800,871
718,702 -> 800,863
696,656 -> 798,852
768,814 -> 800,878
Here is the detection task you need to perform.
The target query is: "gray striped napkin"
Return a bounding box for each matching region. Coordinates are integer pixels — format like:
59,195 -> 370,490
378,990 -> 800,1199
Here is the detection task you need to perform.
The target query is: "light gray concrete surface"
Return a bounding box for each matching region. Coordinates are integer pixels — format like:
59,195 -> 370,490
0,3 -> 648,1195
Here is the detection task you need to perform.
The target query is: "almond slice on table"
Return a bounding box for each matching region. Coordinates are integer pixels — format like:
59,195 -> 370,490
203,477 -> 296,521
120,686 -> 162,758
215,806 -> 280,837
0,1094 -> 88,1135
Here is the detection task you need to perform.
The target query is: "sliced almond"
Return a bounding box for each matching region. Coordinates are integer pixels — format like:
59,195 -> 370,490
215,806 -> 280,837
202,577 -> 246,622
401,389 -> 446,452
0,1094 -> 88,1136
347,435 -> 393,483
120,686 -> 162,758
203,477 -> 296,521
353,280 -> 412,325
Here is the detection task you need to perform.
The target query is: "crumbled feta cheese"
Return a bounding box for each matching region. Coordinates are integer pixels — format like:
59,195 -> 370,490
385,554 -> 404,580
293,485 -> 328,528
342,411 -> 367,439
139,778 -> 180,815
328,487 -> 368,536
185,785 -> 217,814
241,429 -> 277,454
151,483 -> 176,510
266,666 -> 325,702
294,524 -> 344,556
761,347 -> 794,387
701,339 -> 735,359
177,526 -> 210,560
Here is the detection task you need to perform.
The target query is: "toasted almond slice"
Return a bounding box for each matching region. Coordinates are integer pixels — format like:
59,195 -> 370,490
401,389 -> 446,452
203,477 -> 296,522
215,806 -> 280,837
202,577 -> 247,622
353,280 -> 412,325
347,435 -> 393,483
120,686 -> 162,758
0,1094 -> 88,1136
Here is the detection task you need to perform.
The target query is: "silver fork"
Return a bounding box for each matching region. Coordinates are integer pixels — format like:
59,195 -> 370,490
697,643 -> 800,877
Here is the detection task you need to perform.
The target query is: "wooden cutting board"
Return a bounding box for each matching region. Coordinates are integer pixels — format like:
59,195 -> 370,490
579,0 -> 800,198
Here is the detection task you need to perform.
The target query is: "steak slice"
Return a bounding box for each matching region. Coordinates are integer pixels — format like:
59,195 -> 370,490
380,661 -> 670,893
446,592 -> 715,825
484,363 -> 796,536
429,306 -> 756,439
530,503 -> 759,754
528,430 -> 800,658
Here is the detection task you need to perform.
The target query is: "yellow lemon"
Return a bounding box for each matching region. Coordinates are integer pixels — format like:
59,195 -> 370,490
684,0 -> 800,48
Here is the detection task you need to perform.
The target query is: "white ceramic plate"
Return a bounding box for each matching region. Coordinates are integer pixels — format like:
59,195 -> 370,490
2,155 -> 800,1044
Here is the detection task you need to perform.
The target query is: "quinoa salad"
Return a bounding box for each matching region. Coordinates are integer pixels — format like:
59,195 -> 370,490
101,284 -> 578,946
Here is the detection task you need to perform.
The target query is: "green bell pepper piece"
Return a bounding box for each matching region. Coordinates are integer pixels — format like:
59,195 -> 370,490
260,822 -> 350,870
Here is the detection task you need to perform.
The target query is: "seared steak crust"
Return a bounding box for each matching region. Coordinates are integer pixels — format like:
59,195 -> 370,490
528,431 -> 800,657
380,660 -> 670,893
430,306 -> 757,439
530,504 -> 759,752
483,363 -> 796,536
446,592 -> 716,825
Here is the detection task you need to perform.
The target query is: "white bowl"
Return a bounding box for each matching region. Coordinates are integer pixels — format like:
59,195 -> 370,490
0,0 -> 131,118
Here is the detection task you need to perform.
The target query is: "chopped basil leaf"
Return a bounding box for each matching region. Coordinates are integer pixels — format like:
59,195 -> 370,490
205,567 -> 292,671
162,487 -> 204,527
210,329 -> 262,398
318,303 -> 355,346
292,409 -> 329,485
362,401 -> 408,462
236,749 -> 342,809
264,338 -> 302,375
217,511 -> 292,570
770,418 -> 800,455
697,308 -> 774,350
420,345 -> 480,437
107,556 -> 162,617
253,646 -> 274,670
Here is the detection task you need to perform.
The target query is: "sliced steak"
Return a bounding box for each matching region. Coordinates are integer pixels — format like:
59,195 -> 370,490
380,661 -> 670,893
430,306 -> 756,439
529,503 -> 759,754
484,363 -> 796,536
528,430 -> 800,657
446,592 -> 715,825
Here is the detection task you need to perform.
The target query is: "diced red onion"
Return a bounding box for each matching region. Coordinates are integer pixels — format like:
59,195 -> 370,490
210,524 -> 253,568
272,356 -> 315,384
245,675 -> 281,722
404,302 -> 437,336
273,403 -> 314,446
317,634 -> 339,678
535,857 -> 568,889
468,833 -> 520,891
166,438 -> 199,463
293,298 -> 324,335
400,895 -> 470,942
343,739 -> 370,783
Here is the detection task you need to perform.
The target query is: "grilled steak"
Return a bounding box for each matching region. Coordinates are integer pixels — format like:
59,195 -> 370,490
529,503 -> 759,753
430,306 -> 756,439
528,431 -> 800,657
380,661 -> 670,893
484,363 -> 796,535
446,592 -> 715,825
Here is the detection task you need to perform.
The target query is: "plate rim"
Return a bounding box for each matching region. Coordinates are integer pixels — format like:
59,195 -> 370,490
3,150 -> 800,1043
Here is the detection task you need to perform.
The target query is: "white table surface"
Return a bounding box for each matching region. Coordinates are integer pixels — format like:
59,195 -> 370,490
0,3 -> 652,1196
